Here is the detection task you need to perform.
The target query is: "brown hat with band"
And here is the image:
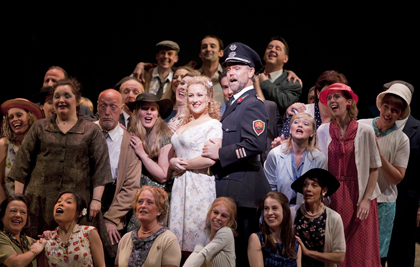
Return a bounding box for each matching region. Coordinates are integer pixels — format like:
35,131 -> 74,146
1,98 -> 43,119
127,93 -> 173,119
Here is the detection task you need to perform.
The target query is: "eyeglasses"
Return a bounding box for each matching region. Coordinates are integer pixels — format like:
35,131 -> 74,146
327,93 -> 342,101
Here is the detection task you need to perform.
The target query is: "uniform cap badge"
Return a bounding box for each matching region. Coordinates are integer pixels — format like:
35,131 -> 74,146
229,44 -> 237,51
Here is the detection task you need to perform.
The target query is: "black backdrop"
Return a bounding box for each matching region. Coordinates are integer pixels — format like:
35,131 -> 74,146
7,3 -> 418,120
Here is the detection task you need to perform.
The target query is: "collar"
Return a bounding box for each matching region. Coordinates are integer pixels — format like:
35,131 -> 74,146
232,86 -> 254,102
268,69 -> 283,82
396,116 -> 409,131
95,121 -> 123,142
152,67 -> 173,82
372,117 -> 397,137
46,114 -> 84,134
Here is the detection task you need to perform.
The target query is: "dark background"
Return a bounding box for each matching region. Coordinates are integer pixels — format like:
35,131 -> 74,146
7,3 -> 418,120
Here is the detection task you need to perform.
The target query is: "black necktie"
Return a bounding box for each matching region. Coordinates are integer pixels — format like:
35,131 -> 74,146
103,131 -> 110,140
226,96 -> 234,108
156,78 -> 167,99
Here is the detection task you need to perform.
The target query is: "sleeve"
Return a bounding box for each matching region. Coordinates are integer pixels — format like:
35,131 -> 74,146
7,122 -> 41,184
364,126 -> 382,168
0,234 -> 17,264
314,150 -> 328,170
280,115 -> 292,140
264,148 -> 280,191
161,233 -> 182,266
183,227 -> 233,267
392,134 -> 410,168
330,212 -> 346,253
219,100 -> 268,168
260,75 -> 302,114
88,125 -> 113,187
205,120 -> 223,142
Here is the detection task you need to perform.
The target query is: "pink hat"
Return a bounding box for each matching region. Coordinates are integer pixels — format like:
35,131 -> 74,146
319,83 -> 359,106
1,98 -> 43,119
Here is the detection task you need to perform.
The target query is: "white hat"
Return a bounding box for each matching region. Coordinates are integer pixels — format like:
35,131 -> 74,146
376,83 -> 411,120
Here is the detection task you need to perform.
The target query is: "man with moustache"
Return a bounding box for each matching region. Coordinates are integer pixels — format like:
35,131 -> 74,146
95,89 -> 142,265
256,36 -> 302,116
202,42 -> 271,267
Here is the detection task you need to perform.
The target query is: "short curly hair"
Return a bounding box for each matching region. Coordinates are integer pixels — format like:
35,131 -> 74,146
132,186 -> 169,224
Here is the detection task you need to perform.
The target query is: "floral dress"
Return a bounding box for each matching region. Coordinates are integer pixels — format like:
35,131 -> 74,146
294,208 -> 326,267
3,140 -> 19,196
45,224 -> 96,267
169,119 -> 222,251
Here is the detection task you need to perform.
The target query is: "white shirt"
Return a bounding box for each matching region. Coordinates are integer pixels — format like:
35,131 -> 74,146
359,119 -> 410,202
231,86 -> 254,104
149,67 -> 173,95
268,69 -> 283,82
95,122 -> 124,182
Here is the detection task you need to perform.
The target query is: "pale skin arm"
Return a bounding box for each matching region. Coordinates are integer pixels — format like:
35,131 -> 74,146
295,236 -> 344,265
131,135 -> 174,183
375,138 -> 406,185
90,185 -> 105,220
182,139 -> 222,169
2,238 -> 46,267
357,168 -> 378,220
14,181 -> 24,195
0,138 -> 8,203
248,233 -> 264,267
89,229 -> 106,267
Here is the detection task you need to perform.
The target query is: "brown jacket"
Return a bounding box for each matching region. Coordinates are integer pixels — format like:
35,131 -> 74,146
144,67 -> 172,95
103,129 -> 142,229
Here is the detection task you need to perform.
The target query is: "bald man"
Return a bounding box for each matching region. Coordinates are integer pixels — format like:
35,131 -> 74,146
96,89 -> 142,263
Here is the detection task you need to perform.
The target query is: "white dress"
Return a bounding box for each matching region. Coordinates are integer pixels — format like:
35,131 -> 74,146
169,119 -> 222,251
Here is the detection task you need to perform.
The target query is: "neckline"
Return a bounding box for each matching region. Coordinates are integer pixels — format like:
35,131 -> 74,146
175,117 -> 215,137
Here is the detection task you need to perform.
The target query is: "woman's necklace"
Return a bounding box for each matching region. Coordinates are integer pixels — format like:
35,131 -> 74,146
139,222 -> 160,234
302,203 -> 324,217
56,117 -> 78,125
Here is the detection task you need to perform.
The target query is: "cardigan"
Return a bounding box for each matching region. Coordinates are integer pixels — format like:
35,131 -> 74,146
116,230 -> 181,267
183,227 -> 235,267
291,206 -> 346,267
317,122 -> 382,202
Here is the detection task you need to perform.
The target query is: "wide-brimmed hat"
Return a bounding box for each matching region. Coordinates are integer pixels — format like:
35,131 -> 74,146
319,83 -> 359,107
291,168 -> 340,197
1,98 -> 43,119
127,93 -> 173,119
376,83 -> 411,120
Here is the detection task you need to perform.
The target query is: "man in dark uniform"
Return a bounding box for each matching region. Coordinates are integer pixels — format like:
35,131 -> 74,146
202,42 -> 271,266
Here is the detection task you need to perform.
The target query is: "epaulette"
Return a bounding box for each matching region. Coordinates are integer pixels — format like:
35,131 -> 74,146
237,94 -> 249,104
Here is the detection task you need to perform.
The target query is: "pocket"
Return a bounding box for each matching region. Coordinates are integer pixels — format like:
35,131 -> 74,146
222,123 -> 237,133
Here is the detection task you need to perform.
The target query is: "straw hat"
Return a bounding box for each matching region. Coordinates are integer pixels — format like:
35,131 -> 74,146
1,98 -> 43,119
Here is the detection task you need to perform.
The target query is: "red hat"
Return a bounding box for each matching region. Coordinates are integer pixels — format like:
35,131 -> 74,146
1,98 -> 43,119
319,83 -> 359,107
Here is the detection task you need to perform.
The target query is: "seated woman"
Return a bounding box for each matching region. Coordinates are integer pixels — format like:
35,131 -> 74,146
264,112 -> 327,206
116,186 -> 181,267
0,194 -> 46,267
291,168 -> 345,267
184,197 -> 237,267
42,189 -> 105,267
0,98 -> 42,203
248,191 -> 301,267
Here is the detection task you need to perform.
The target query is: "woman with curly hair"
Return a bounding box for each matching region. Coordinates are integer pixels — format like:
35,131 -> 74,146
169,75 -> 222,260
0,99 -> 42,203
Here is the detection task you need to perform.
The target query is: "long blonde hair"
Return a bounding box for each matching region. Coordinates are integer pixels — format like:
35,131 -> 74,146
180,76 -> 221,125
129,106 -> 172,159
282,112 -> 318,158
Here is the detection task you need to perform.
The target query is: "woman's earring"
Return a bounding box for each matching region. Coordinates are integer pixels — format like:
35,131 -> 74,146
346,104 -> 351,110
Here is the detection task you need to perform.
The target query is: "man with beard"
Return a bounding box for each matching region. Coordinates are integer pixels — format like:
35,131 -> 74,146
202,42 -> 271,267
